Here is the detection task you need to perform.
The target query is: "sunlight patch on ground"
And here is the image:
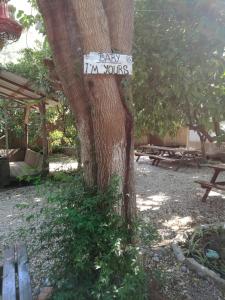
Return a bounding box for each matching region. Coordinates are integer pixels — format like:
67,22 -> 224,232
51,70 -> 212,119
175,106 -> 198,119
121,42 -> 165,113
49,161 -> 78,172
34,197 -> 42,203
137,193 -> 169,211
192,175 -> 201,179
163,216 -> 193,232
208,190 -> 225,199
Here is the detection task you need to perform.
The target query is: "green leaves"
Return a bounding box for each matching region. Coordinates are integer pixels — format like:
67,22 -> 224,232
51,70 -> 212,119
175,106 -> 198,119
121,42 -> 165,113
133,0 -> 225,138
26,175 -> 149,300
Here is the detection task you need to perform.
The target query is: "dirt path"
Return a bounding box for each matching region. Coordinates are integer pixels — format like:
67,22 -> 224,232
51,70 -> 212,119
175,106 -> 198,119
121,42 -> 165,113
0,186 -> 43,249
0,158 -> 225,299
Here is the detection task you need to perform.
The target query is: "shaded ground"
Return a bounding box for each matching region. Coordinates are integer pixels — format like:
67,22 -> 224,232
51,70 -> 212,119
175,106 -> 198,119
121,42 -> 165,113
0,156 -> 225,299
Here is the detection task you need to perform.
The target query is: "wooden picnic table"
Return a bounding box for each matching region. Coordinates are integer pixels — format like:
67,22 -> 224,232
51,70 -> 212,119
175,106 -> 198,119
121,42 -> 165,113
135,145 -> 202,170
139,145 -> 200,155
195,164 -> 225,202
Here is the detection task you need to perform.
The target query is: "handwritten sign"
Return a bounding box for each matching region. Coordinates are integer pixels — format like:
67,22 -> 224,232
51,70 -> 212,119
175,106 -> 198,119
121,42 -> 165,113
84,52 -> 133,75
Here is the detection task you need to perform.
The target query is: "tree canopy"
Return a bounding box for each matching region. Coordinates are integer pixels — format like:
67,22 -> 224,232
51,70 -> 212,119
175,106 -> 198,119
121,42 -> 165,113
133,0 -> 225,141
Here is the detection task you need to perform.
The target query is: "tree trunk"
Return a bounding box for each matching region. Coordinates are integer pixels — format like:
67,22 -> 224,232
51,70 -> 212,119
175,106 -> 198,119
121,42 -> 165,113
75,135 -> 82,171
213,118 -> 220,137
198,132 -> 206,158
37,0 -> 136,222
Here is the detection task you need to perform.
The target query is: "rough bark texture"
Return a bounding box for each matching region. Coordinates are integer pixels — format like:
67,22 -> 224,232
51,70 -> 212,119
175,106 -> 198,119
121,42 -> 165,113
37,0 -> 96,186
37,0 -> 136,222
103,0 -> 136,220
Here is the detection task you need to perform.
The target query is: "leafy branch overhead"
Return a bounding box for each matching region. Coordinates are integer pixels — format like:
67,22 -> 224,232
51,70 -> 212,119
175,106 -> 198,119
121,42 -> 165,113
15,0 -> 225,143
133,0 -> 225,140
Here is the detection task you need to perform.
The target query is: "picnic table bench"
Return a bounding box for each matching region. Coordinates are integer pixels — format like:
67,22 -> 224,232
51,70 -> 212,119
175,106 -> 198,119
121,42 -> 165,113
2,244 -> 32,300
195,164 -> 225,202
135,145 -> 202,170
135,152 -> 177,165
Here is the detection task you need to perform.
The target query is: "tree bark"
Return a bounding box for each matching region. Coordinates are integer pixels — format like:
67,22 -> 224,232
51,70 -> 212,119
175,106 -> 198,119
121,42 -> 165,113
213,118 -> 221,137
189,124 -> 216,143
197,132 -> 207,158
37,0 -> 136,222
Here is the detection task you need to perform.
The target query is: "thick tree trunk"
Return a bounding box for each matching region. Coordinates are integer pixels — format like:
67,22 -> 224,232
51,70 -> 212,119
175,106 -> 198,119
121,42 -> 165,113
37,0 -> 136,222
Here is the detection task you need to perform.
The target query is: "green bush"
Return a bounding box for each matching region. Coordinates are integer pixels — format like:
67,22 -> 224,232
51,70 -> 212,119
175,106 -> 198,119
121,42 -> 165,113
49,130 -> 64,153
33,175 -> 148,300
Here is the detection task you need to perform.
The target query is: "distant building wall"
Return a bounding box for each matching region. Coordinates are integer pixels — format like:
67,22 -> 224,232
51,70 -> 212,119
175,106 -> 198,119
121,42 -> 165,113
135,127 -> 188,147
162,127 -> 188,147
188,130 -> 225,153
134,135 -> 149,146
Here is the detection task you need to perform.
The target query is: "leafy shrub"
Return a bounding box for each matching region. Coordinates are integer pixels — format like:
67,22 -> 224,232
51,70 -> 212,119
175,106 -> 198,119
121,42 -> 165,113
49,130 -> 64,152
49,128 -> 77,153
183,226 -> 225,279
31,175 -> 148,300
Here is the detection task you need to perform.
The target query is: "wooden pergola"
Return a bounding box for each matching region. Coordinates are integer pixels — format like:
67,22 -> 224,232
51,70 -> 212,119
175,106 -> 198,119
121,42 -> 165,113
0,69 -> 58,173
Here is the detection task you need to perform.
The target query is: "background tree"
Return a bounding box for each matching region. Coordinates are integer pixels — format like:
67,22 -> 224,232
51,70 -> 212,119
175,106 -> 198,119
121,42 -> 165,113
133,0 -> 225,154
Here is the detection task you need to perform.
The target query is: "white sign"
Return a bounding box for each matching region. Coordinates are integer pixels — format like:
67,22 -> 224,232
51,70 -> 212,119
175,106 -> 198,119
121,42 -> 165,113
84,52 -> 133,75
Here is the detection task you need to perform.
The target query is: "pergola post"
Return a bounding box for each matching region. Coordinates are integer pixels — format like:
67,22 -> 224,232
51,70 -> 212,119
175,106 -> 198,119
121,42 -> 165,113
38,99 -> 49,175
23,105 -> 30,150
3,102 -> 9,155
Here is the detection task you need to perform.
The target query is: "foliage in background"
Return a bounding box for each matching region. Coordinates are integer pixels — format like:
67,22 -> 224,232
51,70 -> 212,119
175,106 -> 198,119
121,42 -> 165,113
0,99 -> 24,148
15,0 -> 225,144
47,105 -> 78,152
6,45 -> 53,95
1,44 -> 78,151
133,0 -> 225,140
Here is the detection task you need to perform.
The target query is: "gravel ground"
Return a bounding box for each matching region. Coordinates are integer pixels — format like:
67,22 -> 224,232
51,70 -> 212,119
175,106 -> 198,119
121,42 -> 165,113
0,157 -> 225,299
136,158 -> 225,300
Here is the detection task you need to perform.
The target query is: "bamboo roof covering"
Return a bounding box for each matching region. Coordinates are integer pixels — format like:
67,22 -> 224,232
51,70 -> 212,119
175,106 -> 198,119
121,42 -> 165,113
0,69 -> 58,107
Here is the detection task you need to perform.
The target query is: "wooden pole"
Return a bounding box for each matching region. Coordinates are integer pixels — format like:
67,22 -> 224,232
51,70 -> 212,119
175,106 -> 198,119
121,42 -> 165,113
3,103 -> 9,156
38,100 -> 49,175
23,105 -> 30,150
186,127 -> 190,150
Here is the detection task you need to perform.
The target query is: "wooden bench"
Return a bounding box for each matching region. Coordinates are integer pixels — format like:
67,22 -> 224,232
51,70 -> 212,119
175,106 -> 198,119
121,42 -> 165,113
135,151 -> 155,162
10,149 -> 44,179
135,151 -> 177,165
0,149 -> 25,162
148,154 -> 177,166
195,180 -> 225,191
2,244 -> 32,300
